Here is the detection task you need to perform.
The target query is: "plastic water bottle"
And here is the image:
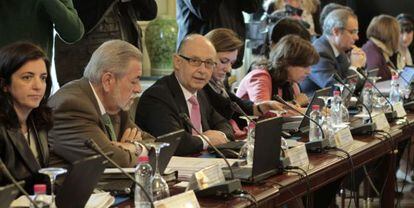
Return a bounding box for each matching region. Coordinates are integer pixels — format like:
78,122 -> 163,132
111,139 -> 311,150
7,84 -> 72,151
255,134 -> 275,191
309,105 -> 323,141
389,75 -> 401,105
362,82 -> 373,114
135,156 -> 153,208
30,184 -> 49,208
331,90 -> 343,127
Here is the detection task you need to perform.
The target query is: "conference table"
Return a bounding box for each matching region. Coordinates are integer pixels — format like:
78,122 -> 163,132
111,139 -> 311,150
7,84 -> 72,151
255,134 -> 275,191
116,113 -> 414,208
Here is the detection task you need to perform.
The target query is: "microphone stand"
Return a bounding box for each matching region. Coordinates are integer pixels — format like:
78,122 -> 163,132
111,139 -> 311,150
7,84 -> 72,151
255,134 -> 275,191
273,95 -> 330,152
84,139 -> 154,208
0,158 -> 40,208
179,113 -> 235,180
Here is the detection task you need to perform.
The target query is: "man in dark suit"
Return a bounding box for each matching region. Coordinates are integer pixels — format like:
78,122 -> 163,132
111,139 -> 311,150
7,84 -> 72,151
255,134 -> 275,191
176,0 -> 262,68
136,34 -> 233,156
48,40 -> 154,168
300,8 -> 366,96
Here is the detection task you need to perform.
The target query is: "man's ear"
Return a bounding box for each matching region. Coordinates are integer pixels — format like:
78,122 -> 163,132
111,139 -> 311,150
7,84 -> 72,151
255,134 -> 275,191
172,54 -> 181,72
101,72 -> 115,92
332,27 -> 341,36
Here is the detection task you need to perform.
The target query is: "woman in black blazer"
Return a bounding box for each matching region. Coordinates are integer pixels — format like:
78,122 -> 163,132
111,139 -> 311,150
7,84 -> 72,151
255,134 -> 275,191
0,42 -> 53,192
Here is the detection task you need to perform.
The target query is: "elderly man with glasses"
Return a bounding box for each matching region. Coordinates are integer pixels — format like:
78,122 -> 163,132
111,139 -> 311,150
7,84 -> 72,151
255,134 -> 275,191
135,34 -> 233,156
300,8 -> 367,96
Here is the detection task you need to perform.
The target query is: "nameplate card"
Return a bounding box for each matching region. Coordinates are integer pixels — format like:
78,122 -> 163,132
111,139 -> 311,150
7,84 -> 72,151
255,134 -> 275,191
154,190 -> 200,208
372,112 -> 390,131
394,102 -> 407,118
186,164 -> 225,191
285,143 -> 309,167
334,127 -> 353,148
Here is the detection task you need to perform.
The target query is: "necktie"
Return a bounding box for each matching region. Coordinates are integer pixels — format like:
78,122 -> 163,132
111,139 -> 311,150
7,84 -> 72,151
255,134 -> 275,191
102,114 -> 117,142
188,95 -> 202,135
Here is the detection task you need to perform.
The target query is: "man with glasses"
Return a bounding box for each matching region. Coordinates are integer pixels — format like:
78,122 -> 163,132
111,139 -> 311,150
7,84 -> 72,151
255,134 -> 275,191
136,34 -> 233,156
48,40 -> 153,168
300,8 -> 366,96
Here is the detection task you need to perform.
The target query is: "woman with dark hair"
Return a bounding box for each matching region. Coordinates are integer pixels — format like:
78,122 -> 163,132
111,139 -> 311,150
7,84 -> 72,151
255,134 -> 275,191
396,13 -> 414,69
237,35 -> 319,109
203,28 -> 286,136
0,42 -> 53,191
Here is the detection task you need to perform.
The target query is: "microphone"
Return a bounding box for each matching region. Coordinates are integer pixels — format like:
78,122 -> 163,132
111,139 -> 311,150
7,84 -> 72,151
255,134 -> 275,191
357,68 -> 397,120
0,158 -> 40,208
230,102 -> 255,125
179,113 -> 235,179
332,73 -> 373,123
84,139 -> 154,208
273,95 -> 329,151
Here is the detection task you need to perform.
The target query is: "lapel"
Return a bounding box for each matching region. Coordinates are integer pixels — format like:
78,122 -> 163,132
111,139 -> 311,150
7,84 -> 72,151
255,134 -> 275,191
36,129 -> 49,167
197,91 -> 209,130
78,78 -> 109,138
166,74 -> 194,132
321,36 -> 350,77
6,128 -> 41,173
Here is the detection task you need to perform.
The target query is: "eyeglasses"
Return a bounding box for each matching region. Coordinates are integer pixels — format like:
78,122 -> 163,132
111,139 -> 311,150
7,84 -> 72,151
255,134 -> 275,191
341,28 -> 359,35
178,54 -> 217,69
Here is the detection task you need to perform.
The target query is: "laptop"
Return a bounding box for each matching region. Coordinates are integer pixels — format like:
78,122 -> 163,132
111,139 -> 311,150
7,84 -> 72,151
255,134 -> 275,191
97,130 -> 183,195
56,154 -> 107,208
282,87 -> 330,133
225,117 -> 283,183
0,181 -> 24,208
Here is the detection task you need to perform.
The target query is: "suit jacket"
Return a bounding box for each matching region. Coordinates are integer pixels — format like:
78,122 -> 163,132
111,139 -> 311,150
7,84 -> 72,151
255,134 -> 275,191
300,35 -> 352,96
362,39 -> 392,81
203,82 -> 253,128
176,0 -> 261,68
0,124 -> 48,191
136,74 -> 234,156
48,78 -> 153,168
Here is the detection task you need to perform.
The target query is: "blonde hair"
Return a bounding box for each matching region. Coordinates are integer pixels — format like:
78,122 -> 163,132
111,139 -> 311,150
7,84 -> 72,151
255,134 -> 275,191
367,15 -> 400,53
302,0 -> 320,14
205,28 -> 243,53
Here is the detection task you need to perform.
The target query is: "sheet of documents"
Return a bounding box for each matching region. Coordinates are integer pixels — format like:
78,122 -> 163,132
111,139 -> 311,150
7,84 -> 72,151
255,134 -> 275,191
165,156 -> 243,180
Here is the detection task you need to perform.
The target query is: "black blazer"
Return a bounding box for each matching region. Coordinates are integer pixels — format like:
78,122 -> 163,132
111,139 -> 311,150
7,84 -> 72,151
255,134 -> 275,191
136,74 -> 234,156
0,124 -> 48,192
203,83 -> 254,128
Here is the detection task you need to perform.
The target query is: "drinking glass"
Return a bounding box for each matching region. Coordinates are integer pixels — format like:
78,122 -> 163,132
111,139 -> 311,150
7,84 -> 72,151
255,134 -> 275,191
148,142 -> 170,201
238,116 -> 257,165
38,167 -> 67,207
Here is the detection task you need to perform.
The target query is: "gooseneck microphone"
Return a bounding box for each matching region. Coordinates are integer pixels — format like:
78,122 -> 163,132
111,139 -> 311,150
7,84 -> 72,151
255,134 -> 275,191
332,73 -> 373,123
179,113 -> 235,180
230,102 -> 256,125
84,139 -> 154,208
0,158 -> 40,208
273,95 -> 326,139
357,68 -> 396,119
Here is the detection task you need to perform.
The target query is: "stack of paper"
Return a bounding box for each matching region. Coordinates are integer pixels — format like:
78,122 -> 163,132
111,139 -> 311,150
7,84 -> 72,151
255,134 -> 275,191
11,192 -> 114,208
165,156 -> 242,180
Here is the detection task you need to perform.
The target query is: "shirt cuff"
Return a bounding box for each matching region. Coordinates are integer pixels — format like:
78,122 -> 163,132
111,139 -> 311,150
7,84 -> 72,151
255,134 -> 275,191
196,135 -> 209,150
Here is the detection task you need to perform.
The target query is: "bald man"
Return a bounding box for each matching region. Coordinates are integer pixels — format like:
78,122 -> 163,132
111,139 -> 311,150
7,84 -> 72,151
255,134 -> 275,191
135,34 -> 233,156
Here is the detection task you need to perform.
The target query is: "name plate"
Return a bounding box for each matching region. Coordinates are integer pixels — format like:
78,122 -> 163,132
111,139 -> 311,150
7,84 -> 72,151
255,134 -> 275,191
187,164 -> 225,191
334,127 -> 353,148
372,112 -> 390,131
285,143 -> 309,167
154,190 -> 200,208
394,102 -> 407,118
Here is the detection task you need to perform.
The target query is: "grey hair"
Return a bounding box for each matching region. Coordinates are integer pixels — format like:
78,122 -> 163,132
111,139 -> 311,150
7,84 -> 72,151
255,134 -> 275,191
83,40 -> 142,84
323,9 -> 357,36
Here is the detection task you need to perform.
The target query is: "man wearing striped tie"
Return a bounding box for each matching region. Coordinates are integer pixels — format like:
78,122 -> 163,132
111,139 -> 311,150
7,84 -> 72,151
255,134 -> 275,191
136,34 -> 233,156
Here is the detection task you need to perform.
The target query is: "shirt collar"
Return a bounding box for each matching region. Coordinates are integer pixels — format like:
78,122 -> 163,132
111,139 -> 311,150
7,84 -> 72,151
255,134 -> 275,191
175,75 -> 198,100
89,81 -> 106,115
326,36 -> 341,58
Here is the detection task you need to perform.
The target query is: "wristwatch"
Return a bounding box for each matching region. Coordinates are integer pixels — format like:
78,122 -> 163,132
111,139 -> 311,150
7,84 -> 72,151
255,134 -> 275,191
128,141 -> 142,156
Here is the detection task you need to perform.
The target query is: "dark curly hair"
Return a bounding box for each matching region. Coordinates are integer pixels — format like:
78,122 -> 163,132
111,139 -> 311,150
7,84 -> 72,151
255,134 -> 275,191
0,42 -> 53,130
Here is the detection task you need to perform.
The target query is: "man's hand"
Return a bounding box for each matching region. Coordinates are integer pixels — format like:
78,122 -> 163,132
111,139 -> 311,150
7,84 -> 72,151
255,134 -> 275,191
203,130 -> 228,146
120,128 -> 142,143
112,142 -> 137,153
350,46 -> 366,68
